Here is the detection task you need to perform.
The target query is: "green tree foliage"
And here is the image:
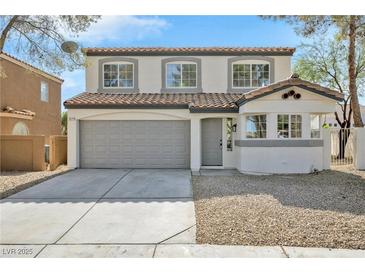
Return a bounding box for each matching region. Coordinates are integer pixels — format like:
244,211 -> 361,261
294,39 -> 365,128
0,15 -> 100,74
262,16 -> 365,127
61,111 -> 67,135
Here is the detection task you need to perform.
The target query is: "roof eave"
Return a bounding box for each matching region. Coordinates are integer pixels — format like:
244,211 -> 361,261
0,52 -> 64,84
238,84 -> 344,106
85,51 -> 295,57
64,102 -> 239,113
189,108 -> 239,113
64,104 -> 189,110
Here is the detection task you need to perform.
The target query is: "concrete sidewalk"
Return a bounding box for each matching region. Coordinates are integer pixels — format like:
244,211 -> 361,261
1,244 -> 364,258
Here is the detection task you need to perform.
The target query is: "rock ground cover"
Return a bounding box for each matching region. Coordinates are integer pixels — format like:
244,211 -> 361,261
193,169 -> 365,249
0,165 -> 70,199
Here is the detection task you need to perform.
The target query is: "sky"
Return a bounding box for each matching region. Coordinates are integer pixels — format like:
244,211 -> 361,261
6,15 -> 365,107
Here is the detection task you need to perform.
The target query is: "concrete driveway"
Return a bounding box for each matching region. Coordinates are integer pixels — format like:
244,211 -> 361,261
0,169 -> 196,257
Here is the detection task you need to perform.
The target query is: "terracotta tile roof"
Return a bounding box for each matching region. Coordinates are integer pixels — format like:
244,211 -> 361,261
64,75 -> 343,111
1,106 -> 36,117
83,47 -> 296,56
239,74 -> 344,104
64,92 -> 243,112
0,51 -> 64,83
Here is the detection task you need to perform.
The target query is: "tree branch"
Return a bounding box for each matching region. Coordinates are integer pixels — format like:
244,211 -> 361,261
334,111 -> 343,126
0,15 -> 19,51
19,19 -> 64,43
12,26 -> 53,57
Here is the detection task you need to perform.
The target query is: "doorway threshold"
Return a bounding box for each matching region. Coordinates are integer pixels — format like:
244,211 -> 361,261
200,166 -> 224,169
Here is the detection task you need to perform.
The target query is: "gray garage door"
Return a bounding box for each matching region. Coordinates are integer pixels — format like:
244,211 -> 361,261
80,120 -> 190,168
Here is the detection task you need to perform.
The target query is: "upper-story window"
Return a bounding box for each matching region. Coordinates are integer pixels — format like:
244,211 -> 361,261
40,81 -> 49,102
103,63 -> 134,88
232,63 -> 270,88
227,57 -> 274,92
166,63 -> 197,88
161,57 -> 202,92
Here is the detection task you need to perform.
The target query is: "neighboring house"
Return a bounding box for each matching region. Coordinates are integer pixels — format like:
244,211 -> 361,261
64,47 -> 343,174
325,104 -> 365,128
0,52 -> 63,144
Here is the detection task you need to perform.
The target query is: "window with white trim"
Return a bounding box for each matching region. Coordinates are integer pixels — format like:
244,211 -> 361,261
166,63 -> 197,88
40,81 -> 49,102
12,122 -> 29,135
232,63 -> 269,88
103,63 -> 134,88
310,114 -> 321,138
277,114 -> 302,138
226,118 -> 233,151
246,115 -> 267,138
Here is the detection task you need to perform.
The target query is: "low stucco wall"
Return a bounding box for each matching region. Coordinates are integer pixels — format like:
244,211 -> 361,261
49,135 -> 67,171
0,135 -> 46,171
236,140 -> 324,174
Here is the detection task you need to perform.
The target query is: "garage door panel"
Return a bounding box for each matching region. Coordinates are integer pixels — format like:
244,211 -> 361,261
80,120 -> 190,168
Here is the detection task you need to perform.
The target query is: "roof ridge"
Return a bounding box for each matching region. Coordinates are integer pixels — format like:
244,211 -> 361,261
84,46 -> 295,49
83,47 -> 296,56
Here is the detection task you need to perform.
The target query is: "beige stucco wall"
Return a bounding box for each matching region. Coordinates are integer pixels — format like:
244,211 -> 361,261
0,58 -> 62,144
85,55 -> 292,93
49,135 -> 67,171
0,135 -> 46,171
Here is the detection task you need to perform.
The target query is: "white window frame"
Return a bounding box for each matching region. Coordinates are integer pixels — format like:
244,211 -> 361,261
103,62 -> 134,89
277,114 -> 303,139
245,114 -> 267,139
165,61 -> 198,89
40,81 -> 49,102
231,62 -> 270,89
310,114 -> 321,139
12,122 -> 29,135
226,118 -> 233,151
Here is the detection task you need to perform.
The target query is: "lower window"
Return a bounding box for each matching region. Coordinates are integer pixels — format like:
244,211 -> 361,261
310,114 -> 321,138
12,122 -> 29,135
246,115 -> 267,138
226,118 -> 233,151
277,114 -> 302,138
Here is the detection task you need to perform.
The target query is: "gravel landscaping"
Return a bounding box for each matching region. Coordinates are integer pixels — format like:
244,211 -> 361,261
193,169 -> 365,249
0,165 -> 70,199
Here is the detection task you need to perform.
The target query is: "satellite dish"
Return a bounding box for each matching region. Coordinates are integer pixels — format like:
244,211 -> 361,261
61,41 -> 79,54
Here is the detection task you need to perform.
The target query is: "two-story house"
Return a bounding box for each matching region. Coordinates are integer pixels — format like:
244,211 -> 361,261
64,47 -> 343,174
0,52 -> 63,144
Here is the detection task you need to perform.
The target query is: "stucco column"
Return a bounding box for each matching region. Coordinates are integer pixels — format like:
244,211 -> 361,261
267,113 -> 277,139
190,118 -> 201,173
354,127 -> 365,170
237,114 -> 245,137
67,113 -> 79,169
322,128 -> 331,170
235,114 -> 245,170
302,113 -> 310,139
